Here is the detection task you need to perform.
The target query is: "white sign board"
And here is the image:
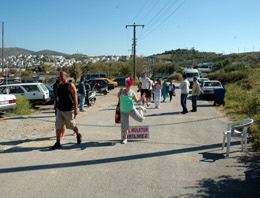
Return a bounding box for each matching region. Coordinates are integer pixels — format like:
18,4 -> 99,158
122,126 -> 150,139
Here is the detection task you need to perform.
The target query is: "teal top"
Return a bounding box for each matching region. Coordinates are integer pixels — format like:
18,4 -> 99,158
120,90 -> 135,113
162,82 -> 169,97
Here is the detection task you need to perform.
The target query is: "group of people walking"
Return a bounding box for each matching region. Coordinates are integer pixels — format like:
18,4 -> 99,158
51,71 -> 201,148
138,72 -> 201,114
117,72 -> 201,145
138,72 -> 176,109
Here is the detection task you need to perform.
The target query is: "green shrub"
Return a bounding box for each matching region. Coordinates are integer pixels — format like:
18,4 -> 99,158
207,70 -> 248,85
7,96 -> 35,115
224,78 -> 260,150
168,73 -> 182,82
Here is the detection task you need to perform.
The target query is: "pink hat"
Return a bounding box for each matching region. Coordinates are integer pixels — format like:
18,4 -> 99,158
128,77 -> 134,87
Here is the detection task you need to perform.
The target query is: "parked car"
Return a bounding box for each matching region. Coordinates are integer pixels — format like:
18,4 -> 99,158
113,77 -> 127,86
0,83 -> 50,106
200,80 -> 223,98
88,79 -> 114,90
82,73 -> 107,82
198,78 -> 209,86
92,78 -> 115,90
44,84 -> 54,104
87,79 -> 109,95
0,92 -> 17,113
98,78 -> 118,87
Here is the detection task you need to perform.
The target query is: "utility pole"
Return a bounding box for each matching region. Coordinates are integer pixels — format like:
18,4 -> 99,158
126,23 -> 144,80
1,22 -> 4,75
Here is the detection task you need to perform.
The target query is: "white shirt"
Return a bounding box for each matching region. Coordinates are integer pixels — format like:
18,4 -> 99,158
149,80 -> 154,90
140,77 -> 150,89
168,84 -> 175,91
179,79 -> 190,94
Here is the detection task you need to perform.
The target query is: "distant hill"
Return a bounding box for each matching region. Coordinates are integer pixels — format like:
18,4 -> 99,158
0,47 -> 69,58
150,49 -> 260,67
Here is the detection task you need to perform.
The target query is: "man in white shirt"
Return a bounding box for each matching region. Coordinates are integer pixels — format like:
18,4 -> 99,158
139,72 -> 151,107
147,76 -> 154,106
179,74 -> 190,114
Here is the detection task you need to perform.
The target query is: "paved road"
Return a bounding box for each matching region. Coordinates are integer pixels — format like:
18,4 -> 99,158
0,86 -> 259,198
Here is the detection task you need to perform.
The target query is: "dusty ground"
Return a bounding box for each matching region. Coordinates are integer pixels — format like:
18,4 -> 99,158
0,87 -> 121,151
0,85 -> 225,151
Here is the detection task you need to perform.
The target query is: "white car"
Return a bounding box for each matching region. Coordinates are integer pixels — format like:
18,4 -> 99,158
0,92 -> 17,112
198,78 -> 209,86
200,80 -> 223,98
0,83 -> 50,106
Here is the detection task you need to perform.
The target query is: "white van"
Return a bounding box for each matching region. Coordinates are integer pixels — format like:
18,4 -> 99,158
197,63 -> 213,76
0,83 -> 50,106
183,69 -> 200,88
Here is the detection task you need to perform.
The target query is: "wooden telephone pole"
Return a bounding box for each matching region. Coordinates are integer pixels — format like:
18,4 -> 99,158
1,22 -> 4,75
126,23 -> 144,80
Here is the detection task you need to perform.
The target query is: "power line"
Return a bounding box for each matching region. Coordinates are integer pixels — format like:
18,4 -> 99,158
144,0 -> 173,27
138,0 -> 179,38
138,0 -> 160,24
130,0 -> 149,24
139,0 -> 188,41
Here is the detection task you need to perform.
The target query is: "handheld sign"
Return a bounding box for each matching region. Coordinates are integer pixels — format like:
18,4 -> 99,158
122,126 -> 150,140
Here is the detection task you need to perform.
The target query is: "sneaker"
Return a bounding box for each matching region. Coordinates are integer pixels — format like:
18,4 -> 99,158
60,135 -> 65,141
122,138 -> 127,144
73,132 -> 76,136
76,133 -> 82,144
51,142 -> 61,150
139,106 -> 147,113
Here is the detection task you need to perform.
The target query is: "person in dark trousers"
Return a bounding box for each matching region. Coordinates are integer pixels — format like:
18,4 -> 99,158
179,74 -> 190,114
53,78 -> 60,115
78,77 -> 86,112
168,80 -> 176,102
52,71 -> 82,150
84,81 -> 91,106
191,76 -> 200,112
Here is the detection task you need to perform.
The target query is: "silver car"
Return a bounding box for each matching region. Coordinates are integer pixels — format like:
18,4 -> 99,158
200,80 -> 223,98
0,92 -> 17,112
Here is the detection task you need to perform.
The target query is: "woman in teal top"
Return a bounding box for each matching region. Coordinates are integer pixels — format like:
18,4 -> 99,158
118,77 -> 146,144
162,80 -> 169,102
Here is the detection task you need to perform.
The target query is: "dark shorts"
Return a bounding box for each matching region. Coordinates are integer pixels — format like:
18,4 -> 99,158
146,90 -> 152,98
141,89 -> 148,97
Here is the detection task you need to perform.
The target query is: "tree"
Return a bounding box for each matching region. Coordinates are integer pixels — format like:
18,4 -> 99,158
136,56 -> 148,78
21,70 -> 33,76
69,64 -> 82,82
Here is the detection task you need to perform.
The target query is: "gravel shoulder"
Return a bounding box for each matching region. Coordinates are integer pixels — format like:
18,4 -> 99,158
0,87 -> 121,151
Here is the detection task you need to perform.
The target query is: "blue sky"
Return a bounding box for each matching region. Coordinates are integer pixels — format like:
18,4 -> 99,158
1,0 -> 260,56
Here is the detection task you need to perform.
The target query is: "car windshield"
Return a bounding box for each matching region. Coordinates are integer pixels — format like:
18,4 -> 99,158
45,84 -> 52,90
204,82 -> 221,87
22,85 -> 40,92
186,73 -> 199,77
